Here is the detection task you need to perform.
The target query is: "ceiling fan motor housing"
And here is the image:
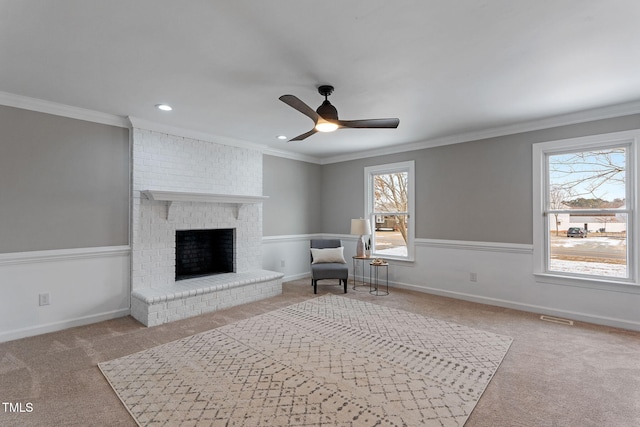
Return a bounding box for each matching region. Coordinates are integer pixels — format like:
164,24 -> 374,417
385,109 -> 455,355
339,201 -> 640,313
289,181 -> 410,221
316,85 -> 338,120
317,100 -> 338,120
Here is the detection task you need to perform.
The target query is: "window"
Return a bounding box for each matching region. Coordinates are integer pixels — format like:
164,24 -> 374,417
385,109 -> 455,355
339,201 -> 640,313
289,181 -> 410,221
533,130 -> 638,282
365,161 -> 415,261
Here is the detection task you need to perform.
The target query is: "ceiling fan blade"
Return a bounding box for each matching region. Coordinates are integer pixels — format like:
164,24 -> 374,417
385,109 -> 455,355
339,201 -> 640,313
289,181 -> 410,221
289,128 -> 318,141
279,95 -> 320,123
337,118 -> 400,128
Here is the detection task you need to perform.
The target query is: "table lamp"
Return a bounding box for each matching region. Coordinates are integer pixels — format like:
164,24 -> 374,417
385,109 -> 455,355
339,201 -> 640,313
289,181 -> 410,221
351,218 -> 372,257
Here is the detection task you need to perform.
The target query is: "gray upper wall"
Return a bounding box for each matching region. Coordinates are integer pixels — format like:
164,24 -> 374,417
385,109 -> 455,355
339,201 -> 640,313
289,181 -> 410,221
0,106 -> 129,253
319,113 -> 640,244
3,104 -> 638,250
263,155 -> 323,236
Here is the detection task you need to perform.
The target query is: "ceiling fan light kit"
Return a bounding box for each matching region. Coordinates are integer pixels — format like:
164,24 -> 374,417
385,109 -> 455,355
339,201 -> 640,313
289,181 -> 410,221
279,85 -> 399,141
315,120 -> 339,133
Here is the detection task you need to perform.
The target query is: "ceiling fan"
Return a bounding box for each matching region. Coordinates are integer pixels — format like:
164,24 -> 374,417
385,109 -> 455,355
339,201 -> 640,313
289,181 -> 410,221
279,85 -> 400,141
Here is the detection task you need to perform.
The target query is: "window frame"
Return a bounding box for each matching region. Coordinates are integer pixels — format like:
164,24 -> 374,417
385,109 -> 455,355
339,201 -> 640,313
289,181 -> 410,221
532,130 -> 639,285
364,161 -> 415,262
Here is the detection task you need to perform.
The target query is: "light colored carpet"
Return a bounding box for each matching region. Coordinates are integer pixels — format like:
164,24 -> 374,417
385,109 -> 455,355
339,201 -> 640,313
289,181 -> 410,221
99,295 -> 512,426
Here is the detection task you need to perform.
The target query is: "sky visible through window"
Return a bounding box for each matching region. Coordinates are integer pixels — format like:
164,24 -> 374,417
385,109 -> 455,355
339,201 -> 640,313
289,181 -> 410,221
548,148 -> 626,204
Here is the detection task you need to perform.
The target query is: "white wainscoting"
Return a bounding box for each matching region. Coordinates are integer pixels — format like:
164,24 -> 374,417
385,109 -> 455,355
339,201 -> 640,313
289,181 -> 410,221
262,234 -> 360,282
4,237 -> 636,343
0,246 -> 131,343
408,239 -> 640,331
262,235 -> 640,331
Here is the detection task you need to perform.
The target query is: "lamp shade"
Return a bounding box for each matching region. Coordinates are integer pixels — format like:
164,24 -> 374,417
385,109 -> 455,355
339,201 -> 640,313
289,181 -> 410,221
350,218 -> 371,235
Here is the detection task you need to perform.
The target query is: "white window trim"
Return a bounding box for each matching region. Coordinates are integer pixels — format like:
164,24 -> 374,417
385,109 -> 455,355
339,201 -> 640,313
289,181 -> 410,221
364,160 -> 415,262
532,129 -> 639,287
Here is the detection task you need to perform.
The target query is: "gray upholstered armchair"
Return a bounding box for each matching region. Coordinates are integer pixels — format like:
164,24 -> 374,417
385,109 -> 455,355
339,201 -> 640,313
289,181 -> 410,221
310,239 -> 348,294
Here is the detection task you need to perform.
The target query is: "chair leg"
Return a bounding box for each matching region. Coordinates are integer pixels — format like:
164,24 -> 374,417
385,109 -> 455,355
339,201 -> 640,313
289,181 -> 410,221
343,279 -> 347,293
314,280 -> 317,294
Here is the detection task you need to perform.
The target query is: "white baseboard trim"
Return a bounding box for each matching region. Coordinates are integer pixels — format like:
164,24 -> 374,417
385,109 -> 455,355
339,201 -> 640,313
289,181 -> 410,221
283,272 -> 311,282
390,280 -> 640,332
0,308 -> 131,343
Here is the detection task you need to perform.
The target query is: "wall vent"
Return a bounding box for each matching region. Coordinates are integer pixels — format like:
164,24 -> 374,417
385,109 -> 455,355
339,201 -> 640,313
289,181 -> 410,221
540,315 -> 574,326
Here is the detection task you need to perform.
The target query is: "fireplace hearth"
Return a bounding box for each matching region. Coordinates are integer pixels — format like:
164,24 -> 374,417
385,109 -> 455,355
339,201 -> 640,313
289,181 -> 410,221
175,229 -> 235,280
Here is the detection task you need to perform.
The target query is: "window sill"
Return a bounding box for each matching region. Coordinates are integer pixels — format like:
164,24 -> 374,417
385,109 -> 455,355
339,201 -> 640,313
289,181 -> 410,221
534,272 -> 640,294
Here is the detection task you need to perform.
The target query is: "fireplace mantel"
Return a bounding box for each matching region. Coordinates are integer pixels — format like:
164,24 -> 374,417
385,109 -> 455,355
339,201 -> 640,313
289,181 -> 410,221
142,190 -> 268,204
141,190 -> 268,219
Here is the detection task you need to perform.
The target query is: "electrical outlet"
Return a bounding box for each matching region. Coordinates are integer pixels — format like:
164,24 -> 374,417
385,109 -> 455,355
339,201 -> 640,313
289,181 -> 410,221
39,293 -> 50,306
469,272 -> 478,282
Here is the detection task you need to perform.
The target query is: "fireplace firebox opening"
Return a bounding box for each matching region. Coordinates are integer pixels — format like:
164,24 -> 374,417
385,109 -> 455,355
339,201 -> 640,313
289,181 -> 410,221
175,228 -> 235,280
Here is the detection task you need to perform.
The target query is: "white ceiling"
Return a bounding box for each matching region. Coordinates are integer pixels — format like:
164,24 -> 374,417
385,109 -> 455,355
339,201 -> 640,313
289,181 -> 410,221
2,1 -> 640,161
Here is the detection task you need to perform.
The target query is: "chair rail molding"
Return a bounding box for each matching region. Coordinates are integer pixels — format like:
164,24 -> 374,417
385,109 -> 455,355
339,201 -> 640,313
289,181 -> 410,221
0,245 -> 130,266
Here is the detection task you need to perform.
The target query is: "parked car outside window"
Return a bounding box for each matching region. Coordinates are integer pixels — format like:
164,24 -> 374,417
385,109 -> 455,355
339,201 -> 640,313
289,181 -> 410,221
567,227 -> 587,238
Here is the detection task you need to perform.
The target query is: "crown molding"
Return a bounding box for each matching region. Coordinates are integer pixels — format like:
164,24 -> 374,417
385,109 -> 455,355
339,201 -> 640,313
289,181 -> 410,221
261,146 -> 323,164
0,92 -> 322,163
127,116 -> 269,153
319,100 -> 640,164
128,116 -> 325,163
0,91 -> 129,128
4,90 -> 639,164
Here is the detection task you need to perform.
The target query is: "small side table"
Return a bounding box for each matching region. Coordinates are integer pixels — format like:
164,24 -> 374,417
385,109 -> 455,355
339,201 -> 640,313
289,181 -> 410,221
352,256 -> 372,290
369,261 -> 389,296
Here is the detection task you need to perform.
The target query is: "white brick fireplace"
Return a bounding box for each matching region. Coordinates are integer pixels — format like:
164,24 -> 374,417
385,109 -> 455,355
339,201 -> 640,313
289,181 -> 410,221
129,126 -> 282,326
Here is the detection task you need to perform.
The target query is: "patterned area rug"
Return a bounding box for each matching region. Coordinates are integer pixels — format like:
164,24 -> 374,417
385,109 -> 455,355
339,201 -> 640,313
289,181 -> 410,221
99,295 -> 513,426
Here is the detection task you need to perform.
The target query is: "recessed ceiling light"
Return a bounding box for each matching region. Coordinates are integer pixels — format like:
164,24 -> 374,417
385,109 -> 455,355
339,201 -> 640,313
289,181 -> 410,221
155,104 -> 172,111
276,135 -> 287,140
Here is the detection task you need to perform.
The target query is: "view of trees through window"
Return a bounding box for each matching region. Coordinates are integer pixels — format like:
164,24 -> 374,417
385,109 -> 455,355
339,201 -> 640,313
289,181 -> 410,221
372,171 -> 408,257
546,147 -> 628,278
